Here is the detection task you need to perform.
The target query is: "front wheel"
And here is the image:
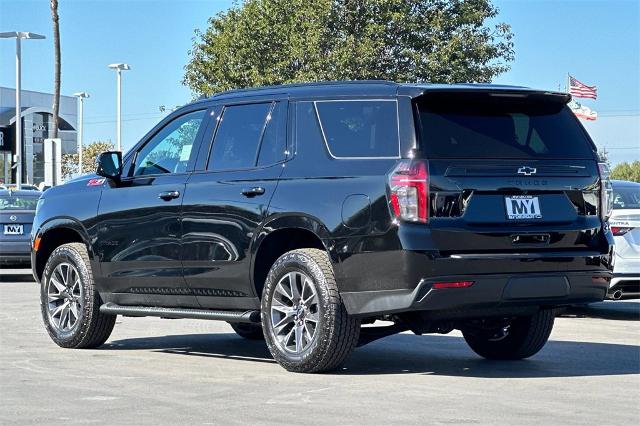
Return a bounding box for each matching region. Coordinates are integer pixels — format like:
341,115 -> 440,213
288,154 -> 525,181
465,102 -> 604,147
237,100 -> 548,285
261,248 -> 360,373
40,243 -> 116,348
462,309 -> 555,360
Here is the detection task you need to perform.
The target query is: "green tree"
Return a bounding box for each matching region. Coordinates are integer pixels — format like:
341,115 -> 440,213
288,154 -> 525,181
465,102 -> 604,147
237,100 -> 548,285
61,141 -> 115,180
610,161 -> 640,183
184,0 -> 514,96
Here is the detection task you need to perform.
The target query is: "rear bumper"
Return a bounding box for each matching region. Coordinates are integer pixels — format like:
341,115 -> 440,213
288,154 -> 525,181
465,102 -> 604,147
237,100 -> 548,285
341,271 -> 611,317
0,240 -> 31,266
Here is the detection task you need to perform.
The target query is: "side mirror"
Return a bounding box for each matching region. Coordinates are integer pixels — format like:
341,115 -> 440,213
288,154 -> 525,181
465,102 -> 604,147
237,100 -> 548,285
96,151 -> 123,181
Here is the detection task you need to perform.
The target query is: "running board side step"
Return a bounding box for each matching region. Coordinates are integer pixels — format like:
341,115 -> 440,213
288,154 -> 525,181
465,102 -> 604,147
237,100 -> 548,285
99,303 -> 261,323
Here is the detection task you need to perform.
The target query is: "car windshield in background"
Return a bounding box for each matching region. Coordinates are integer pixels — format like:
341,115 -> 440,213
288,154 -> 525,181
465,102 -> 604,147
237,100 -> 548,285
0,195 -> 39,210
612,185 -> 640,209
417,97 -> 595,159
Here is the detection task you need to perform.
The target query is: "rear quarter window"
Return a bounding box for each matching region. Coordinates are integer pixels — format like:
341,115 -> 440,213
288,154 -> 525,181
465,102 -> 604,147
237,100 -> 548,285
314,100 -> 399,158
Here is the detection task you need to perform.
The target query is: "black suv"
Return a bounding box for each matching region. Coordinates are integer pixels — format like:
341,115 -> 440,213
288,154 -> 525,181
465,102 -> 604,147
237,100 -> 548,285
32,81 -> 614,373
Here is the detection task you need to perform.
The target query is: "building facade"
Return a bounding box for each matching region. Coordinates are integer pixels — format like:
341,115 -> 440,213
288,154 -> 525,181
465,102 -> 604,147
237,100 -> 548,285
0,87 -> 77,186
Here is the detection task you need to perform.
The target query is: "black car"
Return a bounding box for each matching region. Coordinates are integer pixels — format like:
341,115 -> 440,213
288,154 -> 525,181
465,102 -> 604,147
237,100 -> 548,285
1,189 -> 41,266
31,81 -> 614,373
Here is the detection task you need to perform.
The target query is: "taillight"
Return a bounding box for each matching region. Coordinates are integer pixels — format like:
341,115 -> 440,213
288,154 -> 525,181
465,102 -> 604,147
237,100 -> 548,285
388,160 -> 428,223
433,281 -> 474,289
598,162 -> 613,220
611,226 -> 633,236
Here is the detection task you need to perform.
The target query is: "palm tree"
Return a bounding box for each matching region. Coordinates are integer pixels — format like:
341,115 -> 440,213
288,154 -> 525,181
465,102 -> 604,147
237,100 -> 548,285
50,0 -> 61,138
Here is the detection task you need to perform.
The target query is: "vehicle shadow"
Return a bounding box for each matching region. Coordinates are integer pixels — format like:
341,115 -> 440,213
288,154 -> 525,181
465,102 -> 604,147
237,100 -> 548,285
0,271 -> 35,283
562,301 -> 640,321
105,332 -> 640,378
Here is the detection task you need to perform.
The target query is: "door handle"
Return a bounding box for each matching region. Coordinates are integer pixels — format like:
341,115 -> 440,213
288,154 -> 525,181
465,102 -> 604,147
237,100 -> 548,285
241,187 -> 266,197
158,190 -> 180,201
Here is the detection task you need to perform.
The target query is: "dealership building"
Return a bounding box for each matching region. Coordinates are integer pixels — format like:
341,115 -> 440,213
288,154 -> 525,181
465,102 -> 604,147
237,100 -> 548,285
0,86 -> 77,186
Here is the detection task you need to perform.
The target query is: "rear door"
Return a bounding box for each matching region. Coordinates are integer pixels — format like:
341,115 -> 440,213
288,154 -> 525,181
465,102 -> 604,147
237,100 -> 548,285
413,90 -> 604,255
181,99 -> 288,309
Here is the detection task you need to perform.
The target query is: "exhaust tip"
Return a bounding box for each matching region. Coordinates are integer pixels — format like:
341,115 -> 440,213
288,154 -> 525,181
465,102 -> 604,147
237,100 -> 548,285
611,290 -> 623,300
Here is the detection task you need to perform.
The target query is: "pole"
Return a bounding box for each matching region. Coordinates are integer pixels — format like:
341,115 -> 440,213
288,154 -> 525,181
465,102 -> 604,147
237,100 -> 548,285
116,68 -> 122,152
78,97 -> 83,173
15,37 -> 22,190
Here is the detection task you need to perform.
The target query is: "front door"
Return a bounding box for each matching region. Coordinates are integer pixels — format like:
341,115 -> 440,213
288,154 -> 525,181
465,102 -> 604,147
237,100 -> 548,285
181,100 -> 288,309
95,109 -> 207,308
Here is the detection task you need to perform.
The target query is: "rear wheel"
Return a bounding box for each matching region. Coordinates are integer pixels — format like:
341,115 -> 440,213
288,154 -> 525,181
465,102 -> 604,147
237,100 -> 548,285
462,309 -> 555,360
40,243 -> 116,348
229,322 -> 264,340
261,248 -> 360,373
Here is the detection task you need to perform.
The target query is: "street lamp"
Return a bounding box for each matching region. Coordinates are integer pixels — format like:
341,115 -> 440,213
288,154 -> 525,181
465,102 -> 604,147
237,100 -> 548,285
107,63 -> 130,152
0,31 -> 46,190
72,92 -> 89,174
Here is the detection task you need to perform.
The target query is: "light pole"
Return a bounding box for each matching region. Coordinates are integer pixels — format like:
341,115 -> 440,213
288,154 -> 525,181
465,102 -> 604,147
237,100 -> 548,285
0,31 -> 46,190
72,92 -> 89,174
107,63 -> 130,152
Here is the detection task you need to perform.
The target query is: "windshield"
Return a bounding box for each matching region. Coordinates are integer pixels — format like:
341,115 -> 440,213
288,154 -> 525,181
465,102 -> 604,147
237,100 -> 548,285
0,195 -> 39,210
416,96 -> 596,159
612,185 -> 640,209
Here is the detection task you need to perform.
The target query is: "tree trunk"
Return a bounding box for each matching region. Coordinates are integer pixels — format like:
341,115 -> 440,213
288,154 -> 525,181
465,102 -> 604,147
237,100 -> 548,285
51,0 -> 61,139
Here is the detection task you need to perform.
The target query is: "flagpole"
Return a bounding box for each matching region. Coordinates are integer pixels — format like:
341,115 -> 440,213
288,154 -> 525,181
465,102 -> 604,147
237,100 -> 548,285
566,73 -> 570,94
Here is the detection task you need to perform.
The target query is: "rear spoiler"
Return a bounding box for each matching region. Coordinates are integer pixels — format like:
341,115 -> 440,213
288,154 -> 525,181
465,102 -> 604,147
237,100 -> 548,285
404,87 -> 571,105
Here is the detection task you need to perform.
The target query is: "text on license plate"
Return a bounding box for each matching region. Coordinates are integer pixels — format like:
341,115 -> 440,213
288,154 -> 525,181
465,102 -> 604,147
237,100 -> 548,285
3,224 -> 24,235
505,196 -> 542,220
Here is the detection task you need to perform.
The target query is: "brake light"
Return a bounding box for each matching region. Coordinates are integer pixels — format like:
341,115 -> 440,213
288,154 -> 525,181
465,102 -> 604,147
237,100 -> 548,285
611,226 -> 633,236
388,160 -> 428,223
598,162 -> 613,220
433,281 -> 474,289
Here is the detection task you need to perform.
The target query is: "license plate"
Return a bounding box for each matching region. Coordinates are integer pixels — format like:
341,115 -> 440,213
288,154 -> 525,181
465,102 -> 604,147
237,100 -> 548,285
505,196 -> 542,220
3,224 -> 24,235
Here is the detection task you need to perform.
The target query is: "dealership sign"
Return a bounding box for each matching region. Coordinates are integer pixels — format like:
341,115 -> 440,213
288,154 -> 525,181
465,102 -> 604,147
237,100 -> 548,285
0,127 -> 13,152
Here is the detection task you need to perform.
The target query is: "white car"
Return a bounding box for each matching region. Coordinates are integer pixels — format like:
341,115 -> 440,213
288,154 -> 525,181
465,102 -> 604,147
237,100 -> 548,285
608,180 -> 640,300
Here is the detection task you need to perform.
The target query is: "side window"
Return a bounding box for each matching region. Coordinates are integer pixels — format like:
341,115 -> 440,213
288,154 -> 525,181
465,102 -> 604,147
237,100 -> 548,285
208,103 -> 271,171
257,102 -> 287,167
314,100 -> 399,158
133,110 -> 205,176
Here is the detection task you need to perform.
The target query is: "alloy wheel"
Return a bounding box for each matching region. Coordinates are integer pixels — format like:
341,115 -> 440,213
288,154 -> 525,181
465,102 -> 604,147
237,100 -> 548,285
269,271 -> 320,354
46,262 -> 83,332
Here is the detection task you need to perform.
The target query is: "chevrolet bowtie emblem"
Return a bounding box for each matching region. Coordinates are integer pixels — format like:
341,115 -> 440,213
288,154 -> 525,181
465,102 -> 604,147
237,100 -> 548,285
517,166 -> 537,176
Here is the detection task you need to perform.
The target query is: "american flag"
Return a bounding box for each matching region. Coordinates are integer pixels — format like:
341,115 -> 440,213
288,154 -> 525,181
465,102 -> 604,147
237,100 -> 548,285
569,75 -> 597,99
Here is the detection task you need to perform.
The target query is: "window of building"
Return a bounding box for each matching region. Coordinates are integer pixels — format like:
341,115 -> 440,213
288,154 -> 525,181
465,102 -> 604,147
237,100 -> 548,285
314,100 -> 399,158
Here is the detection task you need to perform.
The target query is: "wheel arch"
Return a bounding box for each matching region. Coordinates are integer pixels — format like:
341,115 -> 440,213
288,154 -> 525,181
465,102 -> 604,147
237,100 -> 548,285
34,218 -> 93,281
250,214 -> 333,300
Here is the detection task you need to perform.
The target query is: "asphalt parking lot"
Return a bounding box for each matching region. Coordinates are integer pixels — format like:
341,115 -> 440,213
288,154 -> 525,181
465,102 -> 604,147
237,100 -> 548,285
1,269 -> 639,425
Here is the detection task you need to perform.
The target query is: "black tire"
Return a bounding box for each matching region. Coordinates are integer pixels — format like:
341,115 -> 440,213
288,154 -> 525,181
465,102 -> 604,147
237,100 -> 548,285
261,248 -> 360,373
462,309 -> 555,360
229,322 -> 264,340
40,243 -> 116,348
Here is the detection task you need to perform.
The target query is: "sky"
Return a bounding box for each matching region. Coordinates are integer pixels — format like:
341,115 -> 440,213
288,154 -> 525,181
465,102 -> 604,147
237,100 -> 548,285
1,0 -> 639,165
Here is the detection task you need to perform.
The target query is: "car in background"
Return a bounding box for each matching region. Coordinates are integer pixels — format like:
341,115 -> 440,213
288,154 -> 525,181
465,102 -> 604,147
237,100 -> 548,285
0,189 -> 41,267
2,183 -> 40,191
608,180 -> 640,299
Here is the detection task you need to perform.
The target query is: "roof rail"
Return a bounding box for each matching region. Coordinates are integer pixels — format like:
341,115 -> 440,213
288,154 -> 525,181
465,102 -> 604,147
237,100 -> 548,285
207,80 -> 398,99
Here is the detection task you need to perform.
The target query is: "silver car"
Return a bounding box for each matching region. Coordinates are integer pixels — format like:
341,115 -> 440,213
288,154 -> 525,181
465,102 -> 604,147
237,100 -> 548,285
0,190 -> 41,267
608,180 -> 640,300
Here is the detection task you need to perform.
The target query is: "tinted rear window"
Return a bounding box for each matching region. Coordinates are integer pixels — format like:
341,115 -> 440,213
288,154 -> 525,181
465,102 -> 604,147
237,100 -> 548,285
208,103 -> 271,170
417,98 -> 595,159
315,100 -> 399,158
0,195 -> 39,210
612,185 -> 640,209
